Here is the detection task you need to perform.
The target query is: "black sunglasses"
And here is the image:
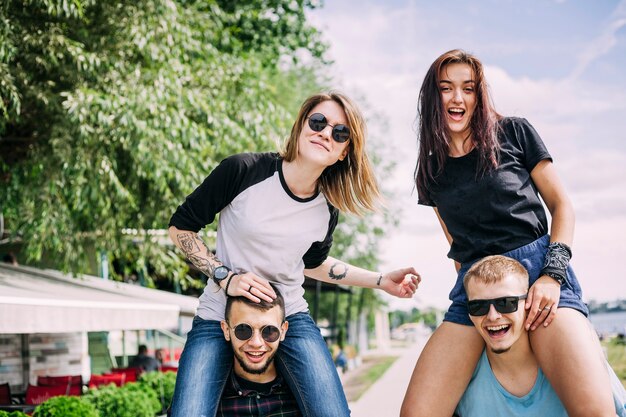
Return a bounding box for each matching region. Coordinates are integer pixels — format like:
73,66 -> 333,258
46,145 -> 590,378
231,323 -> 281,343
307,113 -> 350,143
467,294 -> 528,316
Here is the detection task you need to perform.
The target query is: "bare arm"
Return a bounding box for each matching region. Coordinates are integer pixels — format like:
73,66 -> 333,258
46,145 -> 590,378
168,225 -> 221,279
168,225 -> 275,302
304,257 -> 420,298
531,160 -> 575,245
525,159 -> 575,330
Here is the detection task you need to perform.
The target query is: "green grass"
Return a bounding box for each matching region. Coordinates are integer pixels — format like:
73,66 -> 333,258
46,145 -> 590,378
603,337 -> 626,389
342,355 -> 398,402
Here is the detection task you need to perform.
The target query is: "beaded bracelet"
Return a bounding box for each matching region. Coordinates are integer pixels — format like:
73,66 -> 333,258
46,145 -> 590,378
224,274 -> 237,296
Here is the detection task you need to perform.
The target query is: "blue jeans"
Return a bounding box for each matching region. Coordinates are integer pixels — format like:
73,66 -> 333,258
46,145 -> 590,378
444,234 -> 589,326
170,312 -> 350,417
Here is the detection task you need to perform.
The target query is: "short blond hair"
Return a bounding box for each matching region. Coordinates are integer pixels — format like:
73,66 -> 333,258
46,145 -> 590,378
463,255 -> 528,293
280,91 -> 380,216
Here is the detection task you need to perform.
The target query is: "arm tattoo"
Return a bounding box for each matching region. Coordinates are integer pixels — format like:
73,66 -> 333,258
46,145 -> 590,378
176,232 -> 221,277
328,263 -> 348,281
178,233 -> 200,254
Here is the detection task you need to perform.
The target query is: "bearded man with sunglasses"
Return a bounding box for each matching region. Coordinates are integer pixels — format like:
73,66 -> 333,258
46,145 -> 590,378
454,255 -> 626,417
218,286 -> 301,416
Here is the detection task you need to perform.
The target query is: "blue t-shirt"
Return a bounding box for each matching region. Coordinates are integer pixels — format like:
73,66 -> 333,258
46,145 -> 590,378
455,350 -> 626,417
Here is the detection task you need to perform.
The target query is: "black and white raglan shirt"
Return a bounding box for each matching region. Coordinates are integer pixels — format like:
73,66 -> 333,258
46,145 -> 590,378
169,152 -> 339,321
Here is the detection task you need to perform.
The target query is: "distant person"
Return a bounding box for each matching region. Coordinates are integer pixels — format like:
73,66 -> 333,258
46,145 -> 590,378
130,344 -> 159,373
334,347 -> 348,373
454,255 -> 626,417
219,286 -> 301,416
155,348 -> 164,365
402,49 -> 614,417
168,91 -> 420,417
155,348 -> 177,368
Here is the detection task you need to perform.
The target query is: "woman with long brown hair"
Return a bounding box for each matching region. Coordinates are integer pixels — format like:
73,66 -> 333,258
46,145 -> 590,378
401,50 -> 614,417
168,91 -> 420,417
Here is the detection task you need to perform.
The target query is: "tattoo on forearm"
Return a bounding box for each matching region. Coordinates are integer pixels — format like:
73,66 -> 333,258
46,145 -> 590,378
178,233 -> 201,254
176,232 -> 220,277
328,263 -> 348,281
188,255 -> 218,277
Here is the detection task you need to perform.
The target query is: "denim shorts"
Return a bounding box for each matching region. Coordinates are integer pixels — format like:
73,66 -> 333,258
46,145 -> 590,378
444,235 -> 589,326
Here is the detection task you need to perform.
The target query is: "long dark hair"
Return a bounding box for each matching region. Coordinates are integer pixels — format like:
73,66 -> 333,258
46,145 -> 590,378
414,49 -> 501,198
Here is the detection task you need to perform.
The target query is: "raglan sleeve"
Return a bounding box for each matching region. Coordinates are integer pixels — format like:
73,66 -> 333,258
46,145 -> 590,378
168,155 -> 247,232
302,204 -> 339,269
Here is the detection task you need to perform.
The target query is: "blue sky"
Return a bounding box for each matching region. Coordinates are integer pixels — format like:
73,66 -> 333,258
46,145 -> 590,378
309,0 -> 626,309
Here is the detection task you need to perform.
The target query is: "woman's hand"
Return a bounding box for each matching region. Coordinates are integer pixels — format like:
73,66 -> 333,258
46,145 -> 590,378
226,272 -> 276,302
525,276 -> 560,330
380,267 -> 421,298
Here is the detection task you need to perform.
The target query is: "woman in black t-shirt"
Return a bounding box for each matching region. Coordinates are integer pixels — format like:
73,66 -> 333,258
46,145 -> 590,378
400,50 -> 614,417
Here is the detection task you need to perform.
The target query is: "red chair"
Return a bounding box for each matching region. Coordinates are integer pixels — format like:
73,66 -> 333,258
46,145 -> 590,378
111,367 -> 142,382
159,366 -> 178,373
88,373 -> 126,389
25,384 -> 81,405
0,383 -> 11,405
37,375 -> 83,387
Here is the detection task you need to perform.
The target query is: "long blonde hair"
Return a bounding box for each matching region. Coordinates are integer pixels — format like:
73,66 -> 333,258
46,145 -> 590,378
281,92 -> 380,216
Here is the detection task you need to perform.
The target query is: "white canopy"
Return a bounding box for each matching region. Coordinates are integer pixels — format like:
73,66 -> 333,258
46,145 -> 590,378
0,263 -> 198,334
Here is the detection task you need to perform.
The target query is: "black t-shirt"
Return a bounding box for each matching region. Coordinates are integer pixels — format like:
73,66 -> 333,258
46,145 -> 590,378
418,117 -> 551,263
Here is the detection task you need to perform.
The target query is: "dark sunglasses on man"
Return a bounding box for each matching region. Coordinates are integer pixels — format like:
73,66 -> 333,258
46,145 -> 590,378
230,323 -> 281,343
307,113 -> 350,143
467,294 -> 528,316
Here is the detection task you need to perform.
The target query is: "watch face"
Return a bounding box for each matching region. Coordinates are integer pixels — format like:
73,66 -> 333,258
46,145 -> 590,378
214,266 -> 230,281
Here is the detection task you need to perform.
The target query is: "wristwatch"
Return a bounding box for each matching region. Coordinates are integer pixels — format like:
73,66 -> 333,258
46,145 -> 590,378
212,265 -> 231,284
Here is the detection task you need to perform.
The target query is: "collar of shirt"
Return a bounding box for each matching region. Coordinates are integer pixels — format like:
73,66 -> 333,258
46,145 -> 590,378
230,369 -> 285,397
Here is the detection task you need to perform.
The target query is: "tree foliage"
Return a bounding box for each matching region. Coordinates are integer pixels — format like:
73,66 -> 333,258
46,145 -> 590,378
1,0 -> 400,306
1,0 -> 324,281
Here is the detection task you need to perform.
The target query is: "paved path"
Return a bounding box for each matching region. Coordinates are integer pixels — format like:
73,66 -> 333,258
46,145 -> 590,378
348,337 -> 428,417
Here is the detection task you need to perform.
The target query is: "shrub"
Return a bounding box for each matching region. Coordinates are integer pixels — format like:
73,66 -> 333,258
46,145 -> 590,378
33,395 -> 98,417
139,371 -> 177,411
0,411 -> 28,417
84,382 -> 160,417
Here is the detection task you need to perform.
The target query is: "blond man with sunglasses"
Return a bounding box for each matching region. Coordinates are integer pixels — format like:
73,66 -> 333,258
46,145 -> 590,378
454,255 -> 625,417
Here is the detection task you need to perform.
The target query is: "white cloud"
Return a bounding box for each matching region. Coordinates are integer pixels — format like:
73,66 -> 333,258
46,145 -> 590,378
568,0 -> 626,80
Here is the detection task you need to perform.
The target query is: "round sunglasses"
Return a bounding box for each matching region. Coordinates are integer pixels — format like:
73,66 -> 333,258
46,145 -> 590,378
230,323 -> 281,343
467,294 -> 528,316
307,113 -> 350,143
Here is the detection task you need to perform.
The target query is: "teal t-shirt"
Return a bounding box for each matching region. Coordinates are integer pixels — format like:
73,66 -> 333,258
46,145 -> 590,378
455,350 -> 626,417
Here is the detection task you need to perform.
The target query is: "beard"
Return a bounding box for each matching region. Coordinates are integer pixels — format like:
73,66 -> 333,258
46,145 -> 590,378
234,350 -> 277,375
491,346 -> 511,354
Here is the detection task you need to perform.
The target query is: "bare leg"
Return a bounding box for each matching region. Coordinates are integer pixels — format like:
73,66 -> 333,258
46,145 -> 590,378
400,322 -> 484,417
530,308 -> 614,417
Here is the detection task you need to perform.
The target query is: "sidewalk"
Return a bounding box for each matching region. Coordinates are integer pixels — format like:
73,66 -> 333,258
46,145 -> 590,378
348,336 -> 428,417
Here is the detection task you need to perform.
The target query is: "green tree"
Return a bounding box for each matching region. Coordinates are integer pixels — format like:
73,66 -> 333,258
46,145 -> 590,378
1,0 -> 325,286
1,0 -> 400,307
